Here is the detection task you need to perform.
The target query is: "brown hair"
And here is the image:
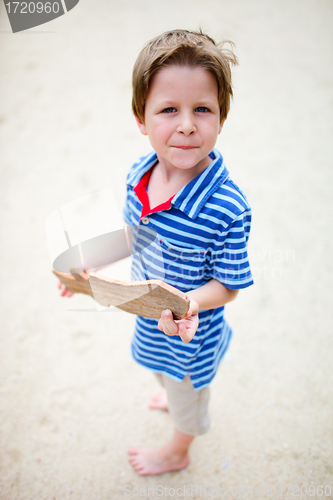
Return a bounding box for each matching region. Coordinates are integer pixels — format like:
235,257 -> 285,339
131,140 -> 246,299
132,29 -> 238,124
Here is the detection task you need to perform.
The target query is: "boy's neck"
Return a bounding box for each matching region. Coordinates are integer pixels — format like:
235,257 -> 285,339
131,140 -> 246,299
147,154 -> 213,211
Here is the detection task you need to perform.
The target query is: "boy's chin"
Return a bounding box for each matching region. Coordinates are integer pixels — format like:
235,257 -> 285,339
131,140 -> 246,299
162,152 -> 211,171
175,157 -> 211,172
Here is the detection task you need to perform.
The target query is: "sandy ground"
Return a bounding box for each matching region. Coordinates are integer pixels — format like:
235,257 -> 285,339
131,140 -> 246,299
0,0 -> 332,499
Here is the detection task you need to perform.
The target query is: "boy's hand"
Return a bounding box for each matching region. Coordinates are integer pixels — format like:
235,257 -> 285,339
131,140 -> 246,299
157,299 -> 199,343
57,279 -> 74,298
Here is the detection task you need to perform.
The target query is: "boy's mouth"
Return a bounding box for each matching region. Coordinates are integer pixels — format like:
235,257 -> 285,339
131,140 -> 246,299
173,145 -> 198,149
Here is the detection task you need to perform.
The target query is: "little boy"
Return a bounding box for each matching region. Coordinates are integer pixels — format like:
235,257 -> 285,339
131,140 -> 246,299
59,29 -> 253,476
124,29 -> 253,475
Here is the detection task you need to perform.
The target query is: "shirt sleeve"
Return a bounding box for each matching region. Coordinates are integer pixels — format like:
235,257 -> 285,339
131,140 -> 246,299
123,187 -> 132,225
123,155 -> 147,226
205,208 -> 254,290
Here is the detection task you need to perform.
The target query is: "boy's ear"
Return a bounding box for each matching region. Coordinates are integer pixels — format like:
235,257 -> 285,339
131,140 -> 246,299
218,119 -> 226,134
135,116 -> 148,136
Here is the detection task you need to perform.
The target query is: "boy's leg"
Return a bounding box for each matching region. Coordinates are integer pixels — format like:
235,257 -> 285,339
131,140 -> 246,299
164,374 -> 210,436
128,374 -> 210,475
149,373 -> 168,411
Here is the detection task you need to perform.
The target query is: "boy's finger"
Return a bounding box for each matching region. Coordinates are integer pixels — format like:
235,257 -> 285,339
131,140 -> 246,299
186,308 -> 192,318
60,286 -> 72,297
178,323 -> 192,343
160,310 -> 178,336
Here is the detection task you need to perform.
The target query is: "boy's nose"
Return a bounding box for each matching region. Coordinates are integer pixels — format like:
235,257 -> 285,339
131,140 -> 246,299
177,114 -> 196,135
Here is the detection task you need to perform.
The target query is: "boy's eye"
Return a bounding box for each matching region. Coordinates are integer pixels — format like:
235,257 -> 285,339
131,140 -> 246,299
196,106 -> 209,113
161,107 -> 176,113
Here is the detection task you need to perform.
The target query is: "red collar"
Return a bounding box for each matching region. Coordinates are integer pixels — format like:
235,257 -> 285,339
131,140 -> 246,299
133,168 -> 175,219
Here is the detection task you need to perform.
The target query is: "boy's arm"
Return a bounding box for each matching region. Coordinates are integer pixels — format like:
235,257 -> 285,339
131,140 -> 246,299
158,279 -> 238,343
187,278 -> 239,310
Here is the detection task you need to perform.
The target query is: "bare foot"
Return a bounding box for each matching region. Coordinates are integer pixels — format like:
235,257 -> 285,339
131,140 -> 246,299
149,389 -> 168,411
128,445 -> 190,475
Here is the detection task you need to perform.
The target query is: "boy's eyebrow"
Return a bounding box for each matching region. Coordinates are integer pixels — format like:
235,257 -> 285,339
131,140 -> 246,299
157,99 -> 219,107
158,100 -> 175,107
195,99 -> 219,106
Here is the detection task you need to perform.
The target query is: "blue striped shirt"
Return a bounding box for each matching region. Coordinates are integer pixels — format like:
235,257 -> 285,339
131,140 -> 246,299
123,149 -> 253,390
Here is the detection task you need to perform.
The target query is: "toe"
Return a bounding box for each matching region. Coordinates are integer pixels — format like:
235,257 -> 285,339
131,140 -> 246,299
127,447 -> 139,455
128,456 -> 139,466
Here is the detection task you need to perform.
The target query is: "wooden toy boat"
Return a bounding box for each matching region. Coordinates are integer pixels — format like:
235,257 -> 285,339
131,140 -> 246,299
54,268 -> 190,320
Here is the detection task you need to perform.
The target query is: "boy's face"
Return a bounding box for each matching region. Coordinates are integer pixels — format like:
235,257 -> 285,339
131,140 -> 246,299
136,65 -> 223,174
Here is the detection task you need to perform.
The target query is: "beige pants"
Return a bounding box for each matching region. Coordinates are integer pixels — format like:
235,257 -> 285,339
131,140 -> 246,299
154,372 -> 210,436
